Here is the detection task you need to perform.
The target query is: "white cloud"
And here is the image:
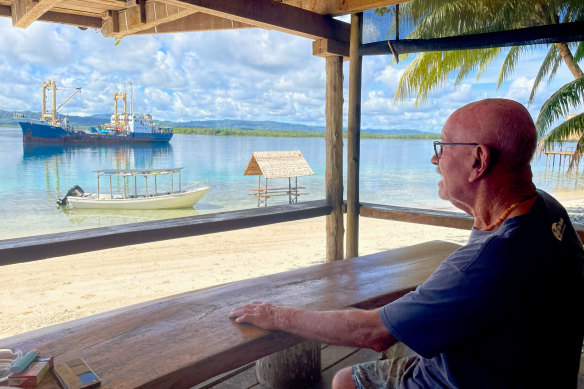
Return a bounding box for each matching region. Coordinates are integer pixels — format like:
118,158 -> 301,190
0,18 -> 578,132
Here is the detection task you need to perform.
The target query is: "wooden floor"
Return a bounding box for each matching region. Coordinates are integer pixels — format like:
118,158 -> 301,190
193,344 -> 381,389
195,348 -> 584,389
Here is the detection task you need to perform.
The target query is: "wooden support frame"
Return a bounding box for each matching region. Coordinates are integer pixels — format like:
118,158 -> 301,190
346,12 -> 363,259
102,1 -> 196,38
11,0 -> 61,28
325,56 -> 344,262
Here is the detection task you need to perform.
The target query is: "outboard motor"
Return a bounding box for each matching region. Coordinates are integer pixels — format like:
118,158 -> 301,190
57,185 -> 84,206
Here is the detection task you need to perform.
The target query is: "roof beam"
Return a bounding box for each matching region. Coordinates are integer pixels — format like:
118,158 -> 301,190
360,21 -> 584,57
0,5 -> 102,29
280,0 -> 405,17
11,0 -> 61,28
132,12 -> 253,35
163,0 -> 350,42
102,0 -> 196,38
313,38 -> 350,60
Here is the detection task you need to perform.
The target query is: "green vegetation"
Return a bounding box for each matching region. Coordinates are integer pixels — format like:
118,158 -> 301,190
173,127 -> 439,139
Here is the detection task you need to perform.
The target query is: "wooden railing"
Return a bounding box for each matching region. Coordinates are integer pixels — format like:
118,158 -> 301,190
1,200 -> 583,267
0,200 -> 331,266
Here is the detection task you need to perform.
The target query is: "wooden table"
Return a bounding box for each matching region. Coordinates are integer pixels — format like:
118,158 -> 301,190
0,240 -> 460,388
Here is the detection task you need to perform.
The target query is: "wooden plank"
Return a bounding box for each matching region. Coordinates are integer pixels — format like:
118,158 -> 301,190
325,56 -> 344,262
312,38 -> 350,59
360,203 -> 474,230
0,240 -> 459,389
0,200 -> 331,266
0,4 -> 103,31
164,0 -> 350,42
280,0 -> 406,17
11,0 -> 61,28
346,12 -> 363,259
360,21 -> 584,57
133,12 -> 252,35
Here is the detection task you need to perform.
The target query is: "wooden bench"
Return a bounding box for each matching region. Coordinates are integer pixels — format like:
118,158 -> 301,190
0,240 -> 460,388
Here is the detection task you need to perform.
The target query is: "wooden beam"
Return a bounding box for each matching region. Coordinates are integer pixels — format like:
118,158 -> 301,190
102,1 -> 195,38
312,38 -> 349,59
132,12 -> 253,35
280,0 -> 406,17
360,21 -> 584,57
164,0 -> 350,42
11,0 -> 61,28
0,200 -> 331,266
360,203 -> 474,230
1,4 -> 101,29
325,56 -> 344,262
346,12 -> 362,259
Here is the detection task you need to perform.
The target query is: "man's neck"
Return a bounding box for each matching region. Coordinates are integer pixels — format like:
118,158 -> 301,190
471,182 -> 537,231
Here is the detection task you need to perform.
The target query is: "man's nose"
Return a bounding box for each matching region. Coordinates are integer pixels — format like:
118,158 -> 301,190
431,154 -> 439,166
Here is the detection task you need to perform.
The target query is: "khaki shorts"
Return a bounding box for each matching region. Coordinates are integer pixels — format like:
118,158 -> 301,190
351,356 -> 419,389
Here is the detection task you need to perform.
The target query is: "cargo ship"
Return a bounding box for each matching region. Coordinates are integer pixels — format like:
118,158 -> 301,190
17,80 -> 173,144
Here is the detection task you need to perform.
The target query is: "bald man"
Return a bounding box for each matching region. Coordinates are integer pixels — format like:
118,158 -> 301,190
230,99 -> 584,388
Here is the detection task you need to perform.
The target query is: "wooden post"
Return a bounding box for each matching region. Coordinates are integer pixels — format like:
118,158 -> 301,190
256,340 -> 321,388
346,12 -> 363,259
325,55 -> 344,262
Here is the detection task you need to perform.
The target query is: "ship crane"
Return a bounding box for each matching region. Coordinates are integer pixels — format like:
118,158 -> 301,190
41,80 -> 82,125
57,87 -> 82,111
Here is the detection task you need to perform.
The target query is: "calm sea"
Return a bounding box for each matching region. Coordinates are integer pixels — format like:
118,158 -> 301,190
0,127 -> 580,239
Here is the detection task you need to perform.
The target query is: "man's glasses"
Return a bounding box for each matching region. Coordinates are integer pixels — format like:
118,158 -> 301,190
433,141 -> 479,159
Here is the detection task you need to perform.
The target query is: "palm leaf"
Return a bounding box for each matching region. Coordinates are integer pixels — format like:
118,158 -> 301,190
497,45 -> 533,88
536,78 -> 584,135
529,45 -> 561,103
539,113 -> 584,152
573,42 -> 584,64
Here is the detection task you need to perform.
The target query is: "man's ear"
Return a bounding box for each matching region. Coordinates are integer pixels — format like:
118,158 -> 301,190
468,145 -> 490,182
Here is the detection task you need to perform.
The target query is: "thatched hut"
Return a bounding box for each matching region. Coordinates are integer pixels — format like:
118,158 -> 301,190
244,150 -> 313,205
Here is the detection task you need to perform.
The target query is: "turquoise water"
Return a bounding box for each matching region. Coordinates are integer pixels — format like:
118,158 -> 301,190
0,127 -> 581,239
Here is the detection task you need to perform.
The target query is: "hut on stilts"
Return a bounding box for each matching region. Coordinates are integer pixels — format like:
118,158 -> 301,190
244,151 -> 313,206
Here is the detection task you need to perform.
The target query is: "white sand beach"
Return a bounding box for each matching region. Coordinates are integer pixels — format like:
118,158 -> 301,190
1,195 -> 582,340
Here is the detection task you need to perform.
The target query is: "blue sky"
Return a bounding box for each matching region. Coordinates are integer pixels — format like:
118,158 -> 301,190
0,17 -> 578,133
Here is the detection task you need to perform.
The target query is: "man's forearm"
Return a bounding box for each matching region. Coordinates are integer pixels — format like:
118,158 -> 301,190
230,302 -> 397,352
277,307 -> 396,351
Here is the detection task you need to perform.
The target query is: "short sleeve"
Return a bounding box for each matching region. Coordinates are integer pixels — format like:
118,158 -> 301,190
380,241 -> 511,358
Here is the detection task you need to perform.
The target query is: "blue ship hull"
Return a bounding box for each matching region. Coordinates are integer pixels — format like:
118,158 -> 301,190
19,121 -> 173,143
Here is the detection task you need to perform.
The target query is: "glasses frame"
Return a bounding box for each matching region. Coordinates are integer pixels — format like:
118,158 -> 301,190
433,141 -> 479,160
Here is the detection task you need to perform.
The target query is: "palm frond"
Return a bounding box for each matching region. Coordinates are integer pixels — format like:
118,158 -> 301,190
497,46 -> 531,88
539,113 -> 584,151
536,78 -> 584,135
529,45 -> 561,104
573,42 -> 584,64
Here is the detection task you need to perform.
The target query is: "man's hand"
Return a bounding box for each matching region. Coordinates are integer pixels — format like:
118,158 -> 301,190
229,301 -> 285,330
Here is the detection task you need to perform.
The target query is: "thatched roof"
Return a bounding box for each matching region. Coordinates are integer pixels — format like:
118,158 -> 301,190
244,151 -> 313,179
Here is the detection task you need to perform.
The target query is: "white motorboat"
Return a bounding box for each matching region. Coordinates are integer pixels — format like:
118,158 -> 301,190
59,168 -> 209,210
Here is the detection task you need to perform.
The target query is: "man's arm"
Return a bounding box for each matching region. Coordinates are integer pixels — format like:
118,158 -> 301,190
229,302 -> 397,352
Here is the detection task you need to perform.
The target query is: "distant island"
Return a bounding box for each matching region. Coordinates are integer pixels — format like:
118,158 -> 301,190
0,109 -> 439,139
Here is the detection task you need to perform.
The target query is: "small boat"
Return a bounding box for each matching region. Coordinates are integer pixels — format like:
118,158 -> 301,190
58,168 -> 209,210
17,80 -> 172,144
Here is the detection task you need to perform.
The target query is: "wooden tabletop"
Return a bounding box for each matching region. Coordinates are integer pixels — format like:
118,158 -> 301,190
0,240 -> 460,388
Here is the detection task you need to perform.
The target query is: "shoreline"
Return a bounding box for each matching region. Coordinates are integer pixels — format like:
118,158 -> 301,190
0,216 -> 471,339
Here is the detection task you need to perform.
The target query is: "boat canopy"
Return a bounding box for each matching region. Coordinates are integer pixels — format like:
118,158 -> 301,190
94,168 -> 184,177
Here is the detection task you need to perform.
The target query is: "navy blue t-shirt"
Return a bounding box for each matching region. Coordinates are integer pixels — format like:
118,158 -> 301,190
380,190 -> 584,388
